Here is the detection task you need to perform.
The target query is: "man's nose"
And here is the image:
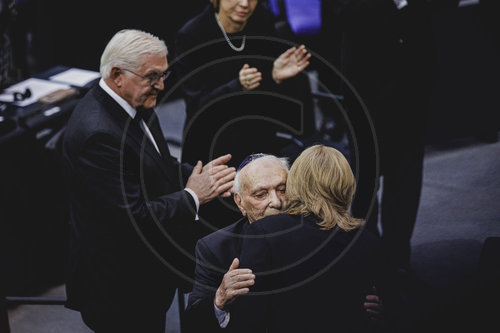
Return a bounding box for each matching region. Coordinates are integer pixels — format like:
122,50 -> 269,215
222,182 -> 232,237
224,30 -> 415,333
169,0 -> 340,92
152,77 -> 165,91
268,191 -> 282,209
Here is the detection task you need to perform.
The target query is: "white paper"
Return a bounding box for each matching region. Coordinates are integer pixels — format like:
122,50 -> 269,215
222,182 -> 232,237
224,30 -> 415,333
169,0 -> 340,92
49,68 -> 101,87
0,92 -> 15,103
459,0 -> 479,7
0,78 -> 71,107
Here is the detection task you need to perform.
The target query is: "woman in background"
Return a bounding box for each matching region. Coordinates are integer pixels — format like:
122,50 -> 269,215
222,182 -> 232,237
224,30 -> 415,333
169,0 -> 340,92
173,0 -> 314,232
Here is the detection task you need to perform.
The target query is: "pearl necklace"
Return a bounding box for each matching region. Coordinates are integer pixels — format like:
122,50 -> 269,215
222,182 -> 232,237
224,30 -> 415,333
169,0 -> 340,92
214,13 -> 246,52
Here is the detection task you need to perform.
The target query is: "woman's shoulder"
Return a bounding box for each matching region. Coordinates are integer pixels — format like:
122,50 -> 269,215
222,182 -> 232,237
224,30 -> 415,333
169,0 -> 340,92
176,4 -> 215,39
249,213 -> 303,233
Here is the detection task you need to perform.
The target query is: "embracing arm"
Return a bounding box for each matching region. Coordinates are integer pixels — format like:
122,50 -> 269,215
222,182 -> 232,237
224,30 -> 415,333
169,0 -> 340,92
184,239 -> 227,332
185,236 -> 255,332
229,224 -> 271,333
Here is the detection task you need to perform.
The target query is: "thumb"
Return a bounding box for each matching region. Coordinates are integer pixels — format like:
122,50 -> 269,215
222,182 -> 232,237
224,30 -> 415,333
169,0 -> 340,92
193,160 -> 203,174
228,258 -> 239,271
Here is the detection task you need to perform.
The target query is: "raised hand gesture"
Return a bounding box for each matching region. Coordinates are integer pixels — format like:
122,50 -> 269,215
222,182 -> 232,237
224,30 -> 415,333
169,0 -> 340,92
272,45 -> 311,84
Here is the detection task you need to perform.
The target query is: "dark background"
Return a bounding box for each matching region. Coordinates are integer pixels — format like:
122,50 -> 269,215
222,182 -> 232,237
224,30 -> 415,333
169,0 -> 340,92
1,2 -> 499,331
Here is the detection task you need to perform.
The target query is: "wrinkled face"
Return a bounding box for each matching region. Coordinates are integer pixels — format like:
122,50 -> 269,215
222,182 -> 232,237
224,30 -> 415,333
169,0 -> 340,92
218,0 -> 258,26
234,159 -> 287,223
119,54 -> 167,109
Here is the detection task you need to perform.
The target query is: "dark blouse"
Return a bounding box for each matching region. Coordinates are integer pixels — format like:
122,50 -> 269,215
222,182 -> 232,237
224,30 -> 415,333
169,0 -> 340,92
173,4 -> 315,167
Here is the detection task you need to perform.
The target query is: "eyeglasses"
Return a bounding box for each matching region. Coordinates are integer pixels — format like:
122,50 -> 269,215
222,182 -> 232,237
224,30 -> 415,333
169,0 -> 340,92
122,69 -> 171,87
237,153 -> 266,171
13,88 -> 32,101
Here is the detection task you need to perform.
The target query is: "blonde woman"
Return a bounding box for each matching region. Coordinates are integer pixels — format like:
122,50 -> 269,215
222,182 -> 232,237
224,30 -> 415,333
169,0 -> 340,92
231,145 -> 395,333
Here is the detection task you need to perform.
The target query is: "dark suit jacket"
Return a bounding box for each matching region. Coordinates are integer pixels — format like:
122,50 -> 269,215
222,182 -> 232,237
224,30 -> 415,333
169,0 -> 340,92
230,213 -> 395,333
62,84 -> 197,315
183,216 -> 250,332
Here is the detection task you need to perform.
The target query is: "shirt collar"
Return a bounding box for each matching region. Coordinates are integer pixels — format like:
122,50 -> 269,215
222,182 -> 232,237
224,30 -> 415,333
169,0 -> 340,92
99,78 -> 137,119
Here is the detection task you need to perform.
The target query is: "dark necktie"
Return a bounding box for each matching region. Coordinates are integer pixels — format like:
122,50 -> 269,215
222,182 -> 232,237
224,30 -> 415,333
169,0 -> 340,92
135,107 -> 155,125
134,108 -> 161,155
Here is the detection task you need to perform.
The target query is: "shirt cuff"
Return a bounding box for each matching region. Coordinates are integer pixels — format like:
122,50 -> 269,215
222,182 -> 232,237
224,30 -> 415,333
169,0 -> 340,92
184,188 -> 199,220
214,303 -> 230,328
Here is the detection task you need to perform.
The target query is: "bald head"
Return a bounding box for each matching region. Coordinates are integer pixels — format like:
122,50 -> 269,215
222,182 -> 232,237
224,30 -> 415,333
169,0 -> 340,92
233,155 -> 289,223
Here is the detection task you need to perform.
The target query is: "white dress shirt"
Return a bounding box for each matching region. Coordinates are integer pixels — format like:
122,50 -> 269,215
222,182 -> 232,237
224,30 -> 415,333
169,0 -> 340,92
214,303 -> 230,328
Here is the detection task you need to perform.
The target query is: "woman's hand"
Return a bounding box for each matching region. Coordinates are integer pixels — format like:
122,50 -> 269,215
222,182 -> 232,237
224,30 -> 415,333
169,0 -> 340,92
272,45 -> 311,84
239,64 -> 262,91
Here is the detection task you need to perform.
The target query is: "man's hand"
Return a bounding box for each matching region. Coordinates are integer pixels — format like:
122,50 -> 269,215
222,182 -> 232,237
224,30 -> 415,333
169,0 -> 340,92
364,286 -> 383,322
186,154 -> 235,205
239,64 -> 262,91
214,258 -> 255,311
272,45 -> 311,84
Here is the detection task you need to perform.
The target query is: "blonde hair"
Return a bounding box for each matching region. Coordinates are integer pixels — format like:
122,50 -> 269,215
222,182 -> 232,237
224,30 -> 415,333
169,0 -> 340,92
100,29 -> 167,79
285,145 -> 364,231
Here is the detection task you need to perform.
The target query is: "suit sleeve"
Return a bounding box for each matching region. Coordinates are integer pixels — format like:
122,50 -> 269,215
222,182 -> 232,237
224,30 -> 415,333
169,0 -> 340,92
183,239 -> 226,332
180,162 -> 194,185
77,132 -> 197,232
229,223 -> 271,333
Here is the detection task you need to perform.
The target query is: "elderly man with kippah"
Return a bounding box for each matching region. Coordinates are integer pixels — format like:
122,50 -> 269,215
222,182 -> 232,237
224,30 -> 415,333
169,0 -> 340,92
183,153 -> 382,332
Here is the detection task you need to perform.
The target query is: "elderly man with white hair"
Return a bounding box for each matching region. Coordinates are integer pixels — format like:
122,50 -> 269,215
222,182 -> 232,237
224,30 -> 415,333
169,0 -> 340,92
62,29 -> 235,332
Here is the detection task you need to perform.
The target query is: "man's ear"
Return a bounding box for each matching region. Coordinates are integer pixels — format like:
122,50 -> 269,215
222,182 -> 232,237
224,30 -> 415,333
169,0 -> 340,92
234,193 -> 246,216
110,67 -> 123,87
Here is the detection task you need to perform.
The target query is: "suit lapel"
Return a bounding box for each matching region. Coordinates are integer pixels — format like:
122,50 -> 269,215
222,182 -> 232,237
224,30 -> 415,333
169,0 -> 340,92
93,86 -> 180,189
141,110 -> 182,189
141,109 -> 172,160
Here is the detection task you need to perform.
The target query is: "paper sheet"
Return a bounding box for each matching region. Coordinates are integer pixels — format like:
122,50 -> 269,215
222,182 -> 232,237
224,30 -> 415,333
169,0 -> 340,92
0,78 -> 71,107
49,68 -> 101,87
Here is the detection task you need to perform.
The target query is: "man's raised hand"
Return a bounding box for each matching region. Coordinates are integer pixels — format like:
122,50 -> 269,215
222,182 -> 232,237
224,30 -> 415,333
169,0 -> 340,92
186,154 -> 236,204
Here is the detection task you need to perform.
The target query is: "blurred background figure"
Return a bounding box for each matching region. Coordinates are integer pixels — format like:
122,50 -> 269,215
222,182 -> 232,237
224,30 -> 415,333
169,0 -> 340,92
0,0 -> 43,87
477,0 -> 500,143
0,0 -> 17,89
329,0 -> 460,274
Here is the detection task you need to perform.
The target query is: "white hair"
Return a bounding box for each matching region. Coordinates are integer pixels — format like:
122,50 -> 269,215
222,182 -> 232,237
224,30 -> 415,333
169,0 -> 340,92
233,154 -> 289,194
100,29 -> 168,79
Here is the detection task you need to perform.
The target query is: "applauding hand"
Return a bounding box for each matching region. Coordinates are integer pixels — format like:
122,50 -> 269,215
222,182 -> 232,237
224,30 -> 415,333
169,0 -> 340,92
186,154 -> 236,205
239,64 -> 262,91
272,45 -> 311,84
